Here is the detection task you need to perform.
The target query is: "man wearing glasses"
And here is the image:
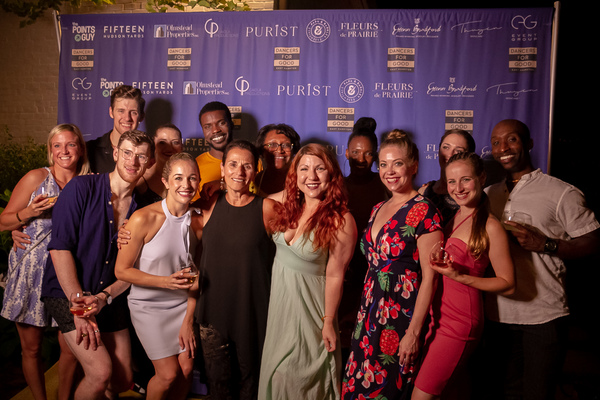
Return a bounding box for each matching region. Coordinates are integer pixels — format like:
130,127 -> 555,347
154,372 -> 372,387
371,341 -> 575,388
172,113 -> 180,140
42,130 -> 154,399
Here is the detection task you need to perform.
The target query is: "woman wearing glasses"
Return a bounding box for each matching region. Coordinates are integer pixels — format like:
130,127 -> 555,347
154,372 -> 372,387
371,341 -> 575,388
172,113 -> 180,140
254,124 -> 301,199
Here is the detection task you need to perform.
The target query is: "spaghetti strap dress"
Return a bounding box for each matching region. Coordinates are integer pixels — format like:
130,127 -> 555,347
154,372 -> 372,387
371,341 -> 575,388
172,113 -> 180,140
127,199 -> 196,360
259,231 -> 340,400
1,168 -> 59,327
414,214 -> 490,395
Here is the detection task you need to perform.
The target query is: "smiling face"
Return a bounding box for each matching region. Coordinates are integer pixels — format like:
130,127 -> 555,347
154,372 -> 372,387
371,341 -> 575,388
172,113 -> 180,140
378,144 -> 417,194
262,129 -> 294,171
162,159 -> 199,204
154,127 -> 183,165
346,135 -> 376,176
200,110 -> 232,155
109,98 -> 143,136
439,133 -> 469,168
296,154 -> 331,201
490,120 -> 533,174
221,147 -> 256,193
446,159 -> 484,208
113,139 -> 151,184
49,130 -> 83,171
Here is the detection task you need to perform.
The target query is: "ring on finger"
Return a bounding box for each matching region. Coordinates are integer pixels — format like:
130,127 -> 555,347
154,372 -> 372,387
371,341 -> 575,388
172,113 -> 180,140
81,332 -> 88,338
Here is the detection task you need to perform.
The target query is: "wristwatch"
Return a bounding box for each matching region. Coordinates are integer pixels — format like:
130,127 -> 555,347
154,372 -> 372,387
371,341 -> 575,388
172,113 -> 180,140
100,290 -> 112,305
544,237 -> 558,254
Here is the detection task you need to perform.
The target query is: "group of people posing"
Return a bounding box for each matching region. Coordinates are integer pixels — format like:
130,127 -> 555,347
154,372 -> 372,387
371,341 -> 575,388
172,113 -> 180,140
1,84 -> 598,400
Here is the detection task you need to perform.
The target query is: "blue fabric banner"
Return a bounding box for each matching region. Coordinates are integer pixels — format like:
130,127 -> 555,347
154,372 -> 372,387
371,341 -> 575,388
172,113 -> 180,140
58,8 -> 555,184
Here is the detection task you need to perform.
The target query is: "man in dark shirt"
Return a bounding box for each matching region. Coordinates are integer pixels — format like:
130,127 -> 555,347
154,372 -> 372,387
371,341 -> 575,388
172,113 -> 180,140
42,130 -> 154,399
86,85 -> 146,173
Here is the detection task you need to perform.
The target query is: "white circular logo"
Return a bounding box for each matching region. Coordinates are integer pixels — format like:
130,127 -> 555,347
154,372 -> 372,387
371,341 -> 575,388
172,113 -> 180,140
306,18 -> 331,43
339,78 -> 364,103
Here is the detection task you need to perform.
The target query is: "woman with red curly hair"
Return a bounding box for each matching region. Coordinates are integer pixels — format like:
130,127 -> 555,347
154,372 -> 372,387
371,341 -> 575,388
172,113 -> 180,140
259,143 -> 357,399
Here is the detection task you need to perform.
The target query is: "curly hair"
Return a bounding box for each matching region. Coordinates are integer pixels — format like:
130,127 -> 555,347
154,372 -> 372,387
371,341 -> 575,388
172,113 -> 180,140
274,143 -> 348,251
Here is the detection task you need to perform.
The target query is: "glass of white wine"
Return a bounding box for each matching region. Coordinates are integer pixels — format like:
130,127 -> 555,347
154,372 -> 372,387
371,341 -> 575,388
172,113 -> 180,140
69,292 -> 93,316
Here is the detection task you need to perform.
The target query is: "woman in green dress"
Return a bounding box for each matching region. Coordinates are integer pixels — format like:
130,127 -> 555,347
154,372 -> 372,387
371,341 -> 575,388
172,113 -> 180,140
258,143 -> 357,399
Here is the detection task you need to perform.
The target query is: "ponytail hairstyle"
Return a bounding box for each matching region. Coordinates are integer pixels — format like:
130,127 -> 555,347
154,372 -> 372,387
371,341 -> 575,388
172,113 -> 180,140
275,143 -> 348,251
446,152 -> 490,259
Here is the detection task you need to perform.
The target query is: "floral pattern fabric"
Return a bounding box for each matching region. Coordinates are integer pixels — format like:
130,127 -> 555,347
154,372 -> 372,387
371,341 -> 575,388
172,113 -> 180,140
342,195 -> 441,400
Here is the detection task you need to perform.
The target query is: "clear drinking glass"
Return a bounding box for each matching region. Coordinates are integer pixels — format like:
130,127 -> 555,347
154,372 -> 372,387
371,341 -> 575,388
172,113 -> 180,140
429,240 -> 450,267
69,291 -> 93,316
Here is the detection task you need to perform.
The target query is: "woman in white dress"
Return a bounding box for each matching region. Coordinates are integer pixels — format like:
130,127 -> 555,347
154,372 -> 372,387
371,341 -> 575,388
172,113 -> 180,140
115,152 -> 203,400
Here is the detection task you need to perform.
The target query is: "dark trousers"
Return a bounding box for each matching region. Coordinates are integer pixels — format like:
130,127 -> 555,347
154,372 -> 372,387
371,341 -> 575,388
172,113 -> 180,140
199,324 -> 257,400
476,317 -> 568,400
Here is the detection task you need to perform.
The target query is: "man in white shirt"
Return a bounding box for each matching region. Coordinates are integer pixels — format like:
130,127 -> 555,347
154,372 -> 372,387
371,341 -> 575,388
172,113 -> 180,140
483,119 -> 600,400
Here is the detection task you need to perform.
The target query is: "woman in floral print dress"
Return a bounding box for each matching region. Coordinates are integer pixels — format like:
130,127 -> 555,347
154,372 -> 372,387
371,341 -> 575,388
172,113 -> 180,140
342,130 -> 443,400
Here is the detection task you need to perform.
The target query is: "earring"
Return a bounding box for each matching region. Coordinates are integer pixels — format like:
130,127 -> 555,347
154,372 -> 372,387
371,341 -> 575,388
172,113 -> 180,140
220,177 -> 226,192
296,187 -> 301,200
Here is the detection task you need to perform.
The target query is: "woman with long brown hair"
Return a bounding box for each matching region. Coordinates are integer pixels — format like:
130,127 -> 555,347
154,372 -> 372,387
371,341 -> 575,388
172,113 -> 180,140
259,143 -> 357,399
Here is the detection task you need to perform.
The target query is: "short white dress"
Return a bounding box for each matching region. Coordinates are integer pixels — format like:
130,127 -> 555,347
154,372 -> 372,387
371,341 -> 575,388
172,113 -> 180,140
128,199 -> 197,360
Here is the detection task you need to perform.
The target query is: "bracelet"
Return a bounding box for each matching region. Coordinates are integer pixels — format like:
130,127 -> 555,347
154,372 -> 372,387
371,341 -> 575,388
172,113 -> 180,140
321,315 -> 332,322
16,211 -> 23,223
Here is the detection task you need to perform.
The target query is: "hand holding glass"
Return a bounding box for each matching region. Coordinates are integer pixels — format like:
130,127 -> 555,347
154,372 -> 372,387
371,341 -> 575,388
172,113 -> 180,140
430,241 -> 451,267
181,254 -> 198,285
69,292 -> 93,316
34,184 -> 59,205
503,211 -> 532,231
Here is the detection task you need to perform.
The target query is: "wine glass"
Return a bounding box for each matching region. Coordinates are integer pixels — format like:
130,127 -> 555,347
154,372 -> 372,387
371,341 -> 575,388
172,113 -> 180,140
502,210 -> 532,231
34,183 -> 59,205
429,241 -> 450,267
181,253 -> 199,285
69,292 -> 93,316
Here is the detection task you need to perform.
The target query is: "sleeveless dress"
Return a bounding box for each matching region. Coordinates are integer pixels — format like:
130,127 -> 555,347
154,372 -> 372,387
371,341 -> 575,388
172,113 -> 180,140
342,195 -> 442,400
196,193 -> 275,386
128,199 -> 196,360
414,215 -> 490,395
259,231 -> 340,400
1,168 -> 59,327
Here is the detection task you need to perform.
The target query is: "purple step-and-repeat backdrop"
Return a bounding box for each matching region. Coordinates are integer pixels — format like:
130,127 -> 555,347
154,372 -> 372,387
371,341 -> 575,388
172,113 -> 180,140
58,8 -> 555,185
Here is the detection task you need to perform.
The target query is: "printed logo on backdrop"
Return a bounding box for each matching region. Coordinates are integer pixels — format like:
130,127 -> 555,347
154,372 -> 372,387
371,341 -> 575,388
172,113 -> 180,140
154,24 -> 198,39
246,25 -> 298,37
71,49 -> 94,71
125,81 -> 175,95
339,21 -> 379,38
327,108 -> 354,132
183,81 -> 229,96
168,48 -> 192,71
487,82 -> 538,100
70,77 -> 93,101
236,77 -> 269,96
451,20 -> 502,38
511,15 -> 538,44
277,83 -> 331,97
387,48 -> 415,72
426,77 -> 477,98
72,23 -> 95,42
339,78 -> 364,103
204,19 -> 238,38
373,82 -> 414,99
445,110 -> 473,132
392,18 -> 441,38
274,47 -> 300,71
102,25 -> 144,39
509,48 -> 537,72
100,79 -> 124,98
306,18 -> 331,43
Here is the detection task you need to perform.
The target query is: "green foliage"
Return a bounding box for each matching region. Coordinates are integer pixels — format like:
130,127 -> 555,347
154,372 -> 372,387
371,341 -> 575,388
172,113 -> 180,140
1,0 -> 250,27
146,0 -> 251,12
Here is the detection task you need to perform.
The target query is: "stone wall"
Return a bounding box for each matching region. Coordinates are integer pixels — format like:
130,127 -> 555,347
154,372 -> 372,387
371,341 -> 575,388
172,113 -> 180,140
0,0 -> 274,144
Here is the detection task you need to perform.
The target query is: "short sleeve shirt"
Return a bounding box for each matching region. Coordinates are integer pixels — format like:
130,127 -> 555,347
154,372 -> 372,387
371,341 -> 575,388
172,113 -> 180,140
484,169 -> 599,325
42,173 -> 138,298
